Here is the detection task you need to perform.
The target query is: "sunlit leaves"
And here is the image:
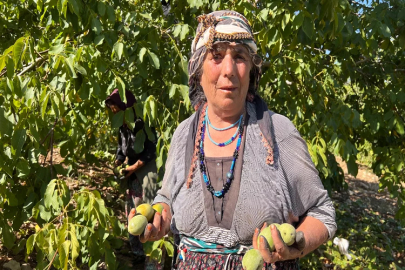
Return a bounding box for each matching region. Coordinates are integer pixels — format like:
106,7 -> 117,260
147,50 -> 160,69
113,42 -> 124,60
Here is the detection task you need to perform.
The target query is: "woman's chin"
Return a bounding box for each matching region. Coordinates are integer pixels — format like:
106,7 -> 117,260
214,100 -> 243,113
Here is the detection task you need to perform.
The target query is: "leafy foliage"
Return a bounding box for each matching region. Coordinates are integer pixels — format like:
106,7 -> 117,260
301,199 -> 405,269
0,0 -> 404,268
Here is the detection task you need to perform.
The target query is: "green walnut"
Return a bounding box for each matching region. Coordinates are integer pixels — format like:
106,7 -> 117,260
152,203 -> 164,215
136,203 -> 155,222
257,227 -> 275,251
270,223 -> 281,230
279,223 -> 296,246
128,215 -> 148,236
120,165 -> 130,175
242,249 -> 264,270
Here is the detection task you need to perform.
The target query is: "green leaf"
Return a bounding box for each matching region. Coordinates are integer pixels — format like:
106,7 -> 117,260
302,17 -> 314,39
63,56 -> 77,78
106,5 -> 115,22
281,12 -> 290,30
116,76 -> 126,103
68,0 -> 81,16
173,25 -> 182,37
6,55 -> 14,78
133,129 -> 146,154
13,37 -> 26,67
147,50 -> 160,69
44,180 -> 57,209
0,107 -> 13,137
0,216 -> 16,250
259,8 -> 269,21
26,234 -> 36,254
148,96 -> 157,122
75,64 -> 87,75
97,2 -> 106,16
180,25 -> 189,41
163,240 -> 174,257
271,39 -> 282,56
125,108 -> 135,129
57,0 -> 68,17
111,110 -> 124,128
169,84 -> 177,98
140,13 -> 152,20
91,17 -> 102,35
139,47 -> 147,62
150,247 -> 163,263
16,158 -> 30,178
378,23 -> 391,38
70,230 -> 80,262
12,129 -> 27,158
113,42 -> 124,60
347,156 -> 358,177
395,118 -> 404,135
94,35 -> 104,46
105,245 -> 117,269
399,33 -> 405,49
41,92 -> 50,119
39,204 -> 52,221
59,240 -> 70,270
49,44 -> 64,55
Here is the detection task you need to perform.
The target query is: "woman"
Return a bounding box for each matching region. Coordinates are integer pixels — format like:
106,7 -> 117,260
105,89 -> 157,264
129,11 -> 336,269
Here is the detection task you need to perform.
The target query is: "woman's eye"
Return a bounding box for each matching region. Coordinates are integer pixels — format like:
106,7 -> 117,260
213,53 -> 222,60
235,54 -> 247,61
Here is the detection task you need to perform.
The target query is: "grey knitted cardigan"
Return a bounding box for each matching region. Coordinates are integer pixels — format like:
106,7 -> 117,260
154,102 -> 337,247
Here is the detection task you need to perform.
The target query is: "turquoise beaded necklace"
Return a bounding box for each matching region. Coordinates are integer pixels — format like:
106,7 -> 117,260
205,107 -> 243,147
206,106 -> 242,131
198,108 -> 244,198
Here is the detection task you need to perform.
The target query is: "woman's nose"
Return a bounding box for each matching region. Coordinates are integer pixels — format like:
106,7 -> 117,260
221,54 -> 236,78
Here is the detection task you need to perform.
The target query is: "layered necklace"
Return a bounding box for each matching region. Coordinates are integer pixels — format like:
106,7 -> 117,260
198,107 -> 244,198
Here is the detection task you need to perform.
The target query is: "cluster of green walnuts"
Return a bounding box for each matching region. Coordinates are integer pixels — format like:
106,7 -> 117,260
128,203 -> 164,235
242,223 -> 300,270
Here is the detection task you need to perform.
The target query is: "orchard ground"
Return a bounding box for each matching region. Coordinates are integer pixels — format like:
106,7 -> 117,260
0,152 -> 403,269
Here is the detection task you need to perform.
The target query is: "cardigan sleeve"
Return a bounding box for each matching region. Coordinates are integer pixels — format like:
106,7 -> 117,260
153,118 -> 190,209
278,129 -> 337,239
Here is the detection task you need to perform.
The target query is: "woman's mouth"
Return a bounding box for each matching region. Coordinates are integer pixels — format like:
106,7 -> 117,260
219,86 -> 237,91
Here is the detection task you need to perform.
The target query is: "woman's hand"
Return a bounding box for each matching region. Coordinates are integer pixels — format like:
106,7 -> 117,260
114,159 -> 122,167
123,160 -> 145,178
252,223 -> 306,263
128,203 -> 171,243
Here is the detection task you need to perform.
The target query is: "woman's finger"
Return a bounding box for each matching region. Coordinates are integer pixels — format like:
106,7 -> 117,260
271,224 -> 286,255
140,223 -> 154,243
159,209 -> 170,238
128,208 -> 136,220
270,225 -> 301,260
258,235 -> 277,263
252,228 -> 260,249
151,212 -> 162,238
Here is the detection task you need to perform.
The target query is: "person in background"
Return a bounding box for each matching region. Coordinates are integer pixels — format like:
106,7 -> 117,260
105,89 -> 158,265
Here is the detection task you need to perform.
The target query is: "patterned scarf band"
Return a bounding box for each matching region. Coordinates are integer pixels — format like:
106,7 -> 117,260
188,10 -> 261,109
192,12 -> 256,53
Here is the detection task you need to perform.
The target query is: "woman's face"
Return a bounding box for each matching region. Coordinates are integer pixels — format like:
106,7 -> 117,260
200,43 -> 252,114
109,104 -> 121,114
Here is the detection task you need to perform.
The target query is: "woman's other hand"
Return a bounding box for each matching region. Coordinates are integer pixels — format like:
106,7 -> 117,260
114,159 -> 122,167
123,160 -> 145,178
128,203 -> 171,243
252,223 -> 305,263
